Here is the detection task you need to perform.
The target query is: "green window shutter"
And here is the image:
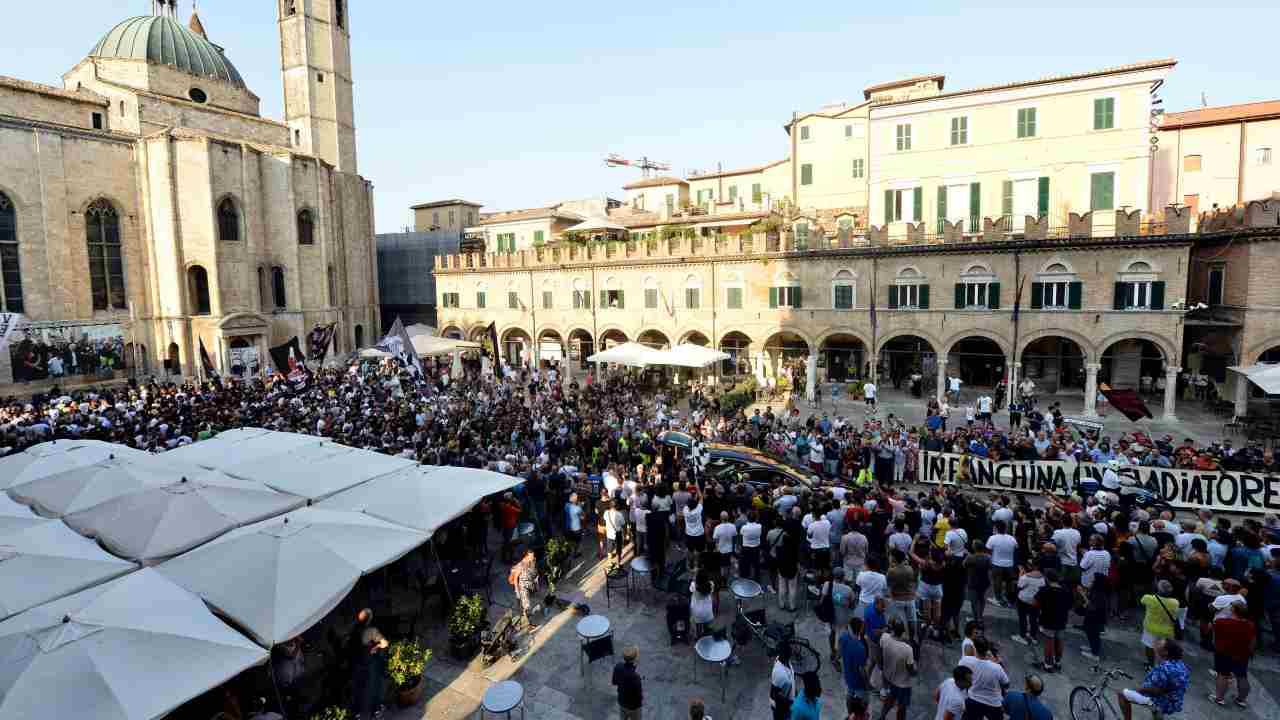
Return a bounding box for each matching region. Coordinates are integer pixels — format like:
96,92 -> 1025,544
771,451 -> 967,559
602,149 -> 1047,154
1094,98 -> 1114,130
729,186 -> 738,202
617,290 -> 624,309
919,284 -> 930,309
793,287 -> 802,309
937,186 -> 947,230
888,285 -> 899,309
1113,282 -> 1126,310
533,230 -> 544,244
769,287 -> 778,308
801,164 -> 813,186
752,183 -> 762,203
912,187 -> 923,222
1091,172 -> 1115,211
1030,282 -> 1044,309
1037,177 -> 1050,218
1068,281 -> 1083,309
885,189 -> 894,223
727,287 -> 742,309
1001,180 -> 1013,217
599,290 -> 607,308
988,282 -> 1000,309
1150,281 -> 1165,310
954,283 -> 965,310
969,182 -> 981,230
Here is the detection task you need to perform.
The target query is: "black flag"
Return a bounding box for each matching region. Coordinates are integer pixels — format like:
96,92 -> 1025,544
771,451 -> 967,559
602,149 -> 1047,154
268,336 -> 307,379
485,321 -> 504,378
307,322 -> 338,363
1099,384 -> 1155,421
1011,275 -> 1026,324
198,338 -> 218,378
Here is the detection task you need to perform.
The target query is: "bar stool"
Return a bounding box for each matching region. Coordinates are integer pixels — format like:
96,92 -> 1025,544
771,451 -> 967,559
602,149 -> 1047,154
479,680 -> 525,719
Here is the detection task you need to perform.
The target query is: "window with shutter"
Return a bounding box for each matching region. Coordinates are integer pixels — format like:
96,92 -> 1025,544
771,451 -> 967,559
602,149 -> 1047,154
769,287 -> 778,308
1067,281 -> 1082,309
1002,180 -> 1014,218
833,285 -> 853,309
686,288 -> 699,309
476,292 -> 485,309
1031,282 -> 1044,309
1017,107 -> 1037,138
955,283 -> 965,309
968,182 -> 981,232
801,164 -> 813,186
885,189 -> 895,223
988,282 -> 1000,309
888,285 -> 899,309
726,287 -> 742,309
912,187 -> 923,223
508,291 -> 518,309
751,183 -> 762,203
1090,172 -> 1115,211
543,291 -> 553,309
919,284 -> 929,309
1037,177 -> 1050,219
1093,97 -> 1115,130
937,186 -> 947,231
645,288 -> 658,309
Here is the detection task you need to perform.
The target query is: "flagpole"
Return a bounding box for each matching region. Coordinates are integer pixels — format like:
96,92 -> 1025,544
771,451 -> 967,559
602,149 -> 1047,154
870,257 -> 878,384
1010,251 -> 1022,412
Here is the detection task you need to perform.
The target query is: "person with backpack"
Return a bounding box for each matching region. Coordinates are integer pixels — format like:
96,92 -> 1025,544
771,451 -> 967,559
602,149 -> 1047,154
818,567 -> 855,668
1035,569 -> 1072,673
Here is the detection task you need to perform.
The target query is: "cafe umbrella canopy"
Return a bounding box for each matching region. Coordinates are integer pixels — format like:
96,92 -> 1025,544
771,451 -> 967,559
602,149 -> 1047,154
0,517 -> 136,621
0,569 -> 267,720
318,464 -> 523,534
0,440 -> 148,491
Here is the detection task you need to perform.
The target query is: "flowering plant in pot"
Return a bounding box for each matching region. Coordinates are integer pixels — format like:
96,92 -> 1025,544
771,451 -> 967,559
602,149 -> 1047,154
309,707 -> 349,720
386,639 -> 431,706
448,594 -> 485,659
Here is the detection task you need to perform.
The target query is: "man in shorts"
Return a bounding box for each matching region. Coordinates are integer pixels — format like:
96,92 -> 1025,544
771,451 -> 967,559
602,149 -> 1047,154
863,380 -> 877,409
877,619 -> 914,720
1209,602 -> 1256,708
1117,639 -> 1189,720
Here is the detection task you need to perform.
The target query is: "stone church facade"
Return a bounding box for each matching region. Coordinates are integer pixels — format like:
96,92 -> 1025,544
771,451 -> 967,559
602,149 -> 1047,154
0,0 -> 378,386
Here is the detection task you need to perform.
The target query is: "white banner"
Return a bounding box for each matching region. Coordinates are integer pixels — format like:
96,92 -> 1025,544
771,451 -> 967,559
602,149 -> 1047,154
0,312 -> 21,349
918,450 -> 1279,514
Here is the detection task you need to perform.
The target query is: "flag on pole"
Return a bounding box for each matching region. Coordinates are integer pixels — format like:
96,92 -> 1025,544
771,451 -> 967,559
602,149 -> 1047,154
1098,383 -> 1154,421
198,338 -> 218,378
268,337 -> 307,381
307,322 -> 338,364
484,321 -> 504,378
376,316 -> 423,379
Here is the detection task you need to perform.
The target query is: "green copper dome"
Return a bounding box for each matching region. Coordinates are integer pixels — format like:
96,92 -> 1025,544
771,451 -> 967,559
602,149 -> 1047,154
90,15 -> 246,89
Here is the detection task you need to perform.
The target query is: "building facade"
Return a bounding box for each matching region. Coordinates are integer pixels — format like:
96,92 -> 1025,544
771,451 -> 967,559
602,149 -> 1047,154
375,230 -> 459,330
0,0 -> 380,387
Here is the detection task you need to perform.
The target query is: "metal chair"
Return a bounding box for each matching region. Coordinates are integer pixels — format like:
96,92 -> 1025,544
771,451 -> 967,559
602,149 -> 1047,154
605,565 -> 630,608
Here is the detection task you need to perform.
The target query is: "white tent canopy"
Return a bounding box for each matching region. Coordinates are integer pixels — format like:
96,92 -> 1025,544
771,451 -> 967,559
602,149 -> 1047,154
358,347 -> 393,359
160,428 -> 323,470
404,323 -> 436,337
63,469 -> 306,564
0,441 -> 147,492
0,568 -> 267,720
0,519 -> 136,621
319,465 -> 522,534
219,442 -> 416,501
410,334 -> 481,358
657,343 -> 730,368
7,456 -> 179,518
587,341 -> 666,367
0,493 -> 45,537
156,507 -> 428,647
1229,363 -> 1280,395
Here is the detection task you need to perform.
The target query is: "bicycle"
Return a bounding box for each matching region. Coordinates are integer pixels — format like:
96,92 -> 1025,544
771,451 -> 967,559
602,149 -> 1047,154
1069,666 -> 1133,720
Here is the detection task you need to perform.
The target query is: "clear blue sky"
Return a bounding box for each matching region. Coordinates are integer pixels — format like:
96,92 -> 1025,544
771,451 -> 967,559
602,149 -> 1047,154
9,1 -> 1277,231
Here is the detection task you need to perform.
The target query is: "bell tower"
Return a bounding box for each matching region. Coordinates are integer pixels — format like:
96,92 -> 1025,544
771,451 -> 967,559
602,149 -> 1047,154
279,0 -> 357,173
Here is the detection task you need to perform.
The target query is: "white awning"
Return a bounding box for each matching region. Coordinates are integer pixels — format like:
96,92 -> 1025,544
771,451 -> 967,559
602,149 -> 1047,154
1229,364 -> 1280,395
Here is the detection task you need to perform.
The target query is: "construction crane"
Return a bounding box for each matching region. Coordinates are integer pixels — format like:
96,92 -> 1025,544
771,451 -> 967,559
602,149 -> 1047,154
605,154 -> 671,178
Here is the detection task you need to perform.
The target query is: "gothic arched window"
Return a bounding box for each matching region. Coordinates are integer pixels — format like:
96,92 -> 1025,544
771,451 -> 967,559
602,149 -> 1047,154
217,197 -> 240,241
297,209 -> 315,245
86,199 -> 126,309
0,193 -> 22,313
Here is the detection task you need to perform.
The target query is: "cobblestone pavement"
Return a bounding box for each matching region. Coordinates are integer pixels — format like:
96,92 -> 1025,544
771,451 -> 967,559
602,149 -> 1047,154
390,540 -> 1279,720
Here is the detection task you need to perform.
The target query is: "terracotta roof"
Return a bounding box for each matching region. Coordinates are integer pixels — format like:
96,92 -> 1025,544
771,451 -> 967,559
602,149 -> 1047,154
0,75 -> 108,105
863,74 -> 946,100
872,58 -> 1177,108
622,176 -> 688,190
687,159 -> 788,181
1160,100 -> 1280,130
410,198 -> 483,210
477,207 -> 581,225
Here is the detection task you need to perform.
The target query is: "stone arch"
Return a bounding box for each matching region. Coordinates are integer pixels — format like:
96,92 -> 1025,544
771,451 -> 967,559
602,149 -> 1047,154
942,328 -> 1011,357
718,328 -> 755,349
815,326 -> 873,352
440,324 -> 464,340
678,328 -> 712,346
1018,328 -> 1096,363
1097,330 -> 1176,366
758,326 -> 816,351
499,325 -> 533,343
636,328 -> 671,349
598,325 -> 630,348
874,328 -> 943,357
77,193 -> 130,217
1037,257 -> 1078,275
1244,336 -> 1280,365
536,325 -> 565,343
467,324 -> 489,342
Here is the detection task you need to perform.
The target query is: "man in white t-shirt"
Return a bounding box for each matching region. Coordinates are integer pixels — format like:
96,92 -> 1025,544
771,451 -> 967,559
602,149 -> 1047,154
948,375 -> 962,402
1052,520 -> 1082,585
863,381 -> 877,407
957,639 -> 1009,719
934,666 -> 972,720
986,520 -> 1018,606
855,558 -> 888,614
945,526 -> 969,559
807,513 -> 832,569
1079,535 -> 1112,589
683,493 -> 706,561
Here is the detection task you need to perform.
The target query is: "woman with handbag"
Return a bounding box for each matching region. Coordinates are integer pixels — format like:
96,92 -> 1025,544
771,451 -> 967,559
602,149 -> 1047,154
1139,580 -> 1182,670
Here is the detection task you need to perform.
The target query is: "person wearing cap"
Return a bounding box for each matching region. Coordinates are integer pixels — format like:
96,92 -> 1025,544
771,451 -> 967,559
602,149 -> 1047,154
611,646 -> 643,719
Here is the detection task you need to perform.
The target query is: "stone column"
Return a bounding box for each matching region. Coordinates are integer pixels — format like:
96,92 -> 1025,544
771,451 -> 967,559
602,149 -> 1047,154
1008,361 -> 1020,411
1234,374 -> 1249,418
1162,367 -> 1181,422
1083,363 -> 1101,418
936,353 -> 948,405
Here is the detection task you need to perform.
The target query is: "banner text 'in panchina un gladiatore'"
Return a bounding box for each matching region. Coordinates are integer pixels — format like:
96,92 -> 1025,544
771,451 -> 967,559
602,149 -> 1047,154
918,451 -> 1280,514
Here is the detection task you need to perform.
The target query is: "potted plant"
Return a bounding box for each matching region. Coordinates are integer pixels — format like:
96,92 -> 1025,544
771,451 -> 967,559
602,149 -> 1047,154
448,594 -> 485,660
386,638 -> 432,706
544,537 -> 574,606
309,707 -> 349,720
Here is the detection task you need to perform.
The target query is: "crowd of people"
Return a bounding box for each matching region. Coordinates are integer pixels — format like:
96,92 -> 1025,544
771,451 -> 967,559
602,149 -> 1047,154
3,353 -> 1280,720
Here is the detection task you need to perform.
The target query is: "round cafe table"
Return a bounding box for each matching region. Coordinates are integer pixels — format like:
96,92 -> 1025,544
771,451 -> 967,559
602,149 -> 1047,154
480,680 -> 525,719
730,578 -> 762,614
576,614 -> 612,676
694,635 -> 733,701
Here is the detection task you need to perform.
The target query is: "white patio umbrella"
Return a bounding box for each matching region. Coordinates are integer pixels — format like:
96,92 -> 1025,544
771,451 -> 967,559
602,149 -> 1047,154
0,493 -> 44,537
319,465 -> 521,534
0,568 -> 267,720
359,347 -> 392,359
219,442 -> 416,501
62,470 -> 306,564
161,428 -> 323,471
404,323 -> 436,337
659,343 -> 731,368
156,507 -> 428,646
587,341 -> 665,367
0,441 -> 147,491
1229,364 -> 1280,394
7,456 -> 179,518
0,519 -> 136,621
